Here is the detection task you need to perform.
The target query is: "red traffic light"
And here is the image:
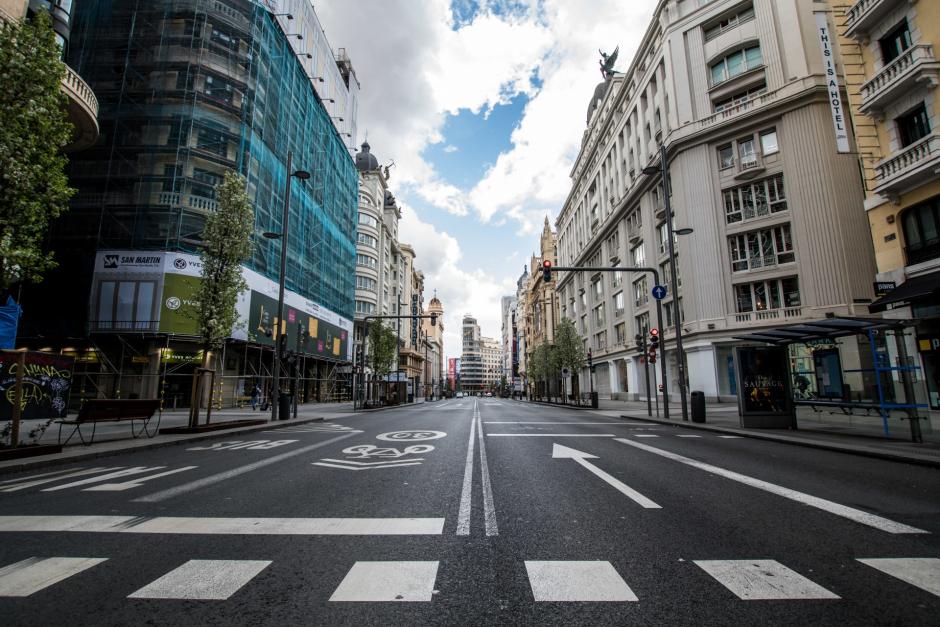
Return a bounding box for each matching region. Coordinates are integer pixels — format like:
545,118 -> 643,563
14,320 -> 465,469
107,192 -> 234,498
649,327 -> 659,336
542,259 -> 552,269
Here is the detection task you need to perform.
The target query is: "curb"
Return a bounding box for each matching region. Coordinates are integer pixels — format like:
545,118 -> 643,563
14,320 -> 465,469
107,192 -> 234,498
618,414 -> 940,468
0,416 -> 327,475
513,399 -> 596,410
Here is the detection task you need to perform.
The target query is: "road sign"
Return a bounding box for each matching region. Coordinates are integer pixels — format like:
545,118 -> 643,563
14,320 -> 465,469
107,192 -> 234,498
561,367 -> 571,378
651,285 -> 667,300
552,444 -> 661,508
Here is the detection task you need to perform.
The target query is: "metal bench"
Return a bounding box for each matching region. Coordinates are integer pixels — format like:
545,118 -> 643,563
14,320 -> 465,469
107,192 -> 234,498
57,399 -> 161,445
793,399 -> 883,416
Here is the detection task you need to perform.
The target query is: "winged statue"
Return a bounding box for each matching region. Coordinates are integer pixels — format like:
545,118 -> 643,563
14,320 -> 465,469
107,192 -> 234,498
599,45 -> 619,80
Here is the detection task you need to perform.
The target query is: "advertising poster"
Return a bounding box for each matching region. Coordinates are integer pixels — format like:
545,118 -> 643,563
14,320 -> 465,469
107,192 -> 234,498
735,346 -> 795,427
247,290 -> 349,361
0,352 -> 75,420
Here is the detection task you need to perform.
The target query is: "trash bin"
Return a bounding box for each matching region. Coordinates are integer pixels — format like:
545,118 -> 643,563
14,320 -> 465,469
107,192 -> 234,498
691,391 -> 706,423
591,391 -> 599,409
278,392 -> 292,420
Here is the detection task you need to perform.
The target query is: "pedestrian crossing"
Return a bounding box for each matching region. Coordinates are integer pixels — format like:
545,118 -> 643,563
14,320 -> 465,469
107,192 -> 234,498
0,466 -> 198,493
263,423 -> 360,434
1,555 -> 937,603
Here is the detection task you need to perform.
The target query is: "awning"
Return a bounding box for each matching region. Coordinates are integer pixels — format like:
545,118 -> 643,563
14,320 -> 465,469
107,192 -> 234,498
732,317 -> 907,345
869,271 -> 940,313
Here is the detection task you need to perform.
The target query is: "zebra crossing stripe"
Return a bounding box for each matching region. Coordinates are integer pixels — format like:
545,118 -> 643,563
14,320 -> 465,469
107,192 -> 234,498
128,560 -> 271,600
525,561 -> 638,602
329,561 -> 439,602
858,558 -> 940,598
0,557 -> 107,597
42,467 -> 166,492
695,560 -> 840,600
0,467 -> 117,492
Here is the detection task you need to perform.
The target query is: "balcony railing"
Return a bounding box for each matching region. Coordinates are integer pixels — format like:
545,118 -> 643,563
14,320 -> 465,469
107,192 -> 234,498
61,63 -> 99,152
860,45 -> 939,118
874,133 -> 940,196
844,0 -> 900,40
91,320 -> 160,333
732,306 -> 803,324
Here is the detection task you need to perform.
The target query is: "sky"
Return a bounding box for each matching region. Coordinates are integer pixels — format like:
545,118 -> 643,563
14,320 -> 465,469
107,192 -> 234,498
316,0 -> 656,359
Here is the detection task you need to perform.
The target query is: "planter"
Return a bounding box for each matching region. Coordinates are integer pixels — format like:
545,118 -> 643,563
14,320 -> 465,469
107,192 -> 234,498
0,443 -> 64,461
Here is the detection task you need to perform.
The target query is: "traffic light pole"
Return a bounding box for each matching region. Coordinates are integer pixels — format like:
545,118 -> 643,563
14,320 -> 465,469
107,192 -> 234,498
548,265 -> 669,422
355,313 -> 438,411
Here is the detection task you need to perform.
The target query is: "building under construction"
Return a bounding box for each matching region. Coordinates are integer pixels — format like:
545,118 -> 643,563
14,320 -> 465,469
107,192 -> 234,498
19,0 -> 360,409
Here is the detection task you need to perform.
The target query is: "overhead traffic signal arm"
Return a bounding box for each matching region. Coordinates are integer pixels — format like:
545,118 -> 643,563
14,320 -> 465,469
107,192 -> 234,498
542,259 -> 552,282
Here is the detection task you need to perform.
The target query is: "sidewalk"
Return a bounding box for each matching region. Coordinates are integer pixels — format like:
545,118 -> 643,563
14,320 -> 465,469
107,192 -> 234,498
0,402 -> 362,474
593,398 -> 940,468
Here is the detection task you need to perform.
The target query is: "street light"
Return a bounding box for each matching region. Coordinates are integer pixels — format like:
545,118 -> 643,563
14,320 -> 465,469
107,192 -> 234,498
643,144 -> 689,422
270,151 -> 310,422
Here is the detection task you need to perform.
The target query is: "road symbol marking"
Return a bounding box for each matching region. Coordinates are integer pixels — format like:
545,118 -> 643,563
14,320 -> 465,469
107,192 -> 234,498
695,560 -> 840,600
128,559 -> 271,600
376,430 -> 447,442
330,561 -> 440,602
0,467 -> 116,492
83,466 -> 198,491
552,444 -> 661,509
858,558 -> 940,597
42,467 -> 167,492
341,444 -> 434,459
187,440 -> 297,451
525,561 -> 638,602
615,438 -> 928,534
0,557 -> 108,597
264,424 -> 361,434
313,459 -> 424,471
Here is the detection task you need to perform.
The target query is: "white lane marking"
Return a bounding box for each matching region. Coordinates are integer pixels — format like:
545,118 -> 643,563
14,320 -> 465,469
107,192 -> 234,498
484,422 -> 638,425
0,515 -> 445,535
632,434 -> 660,438
525,561 -> 638,602
694,560 -> 840,600
0,467 -> 118,492
128,559 -> 271,600
476,406 -> 498,536
676,435 -> 702,438
133,432 -> 359,503
312,461 -> 424,471
0,557 -> 107,597
83,466 -> 198,491
858,558 -> 940,597
718,435 -> 742,439
486,434 -> 617,437
0,467 -> 99,487
42,467 -> 165,492
187,440 -> 298,451
552,444 -> 661,509
455,401 -> 477,536
615,438 -> 928,534
329,561 -> 440,602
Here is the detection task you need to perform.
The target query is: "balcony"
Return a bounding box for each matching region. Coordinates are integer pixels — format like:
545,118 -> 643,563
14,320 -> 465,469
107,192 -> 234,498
859,45 -> 940,118
873,133 -> 940,197
732,307 -> 804,325
843,0 -> 906,41
61,63 -> 99,152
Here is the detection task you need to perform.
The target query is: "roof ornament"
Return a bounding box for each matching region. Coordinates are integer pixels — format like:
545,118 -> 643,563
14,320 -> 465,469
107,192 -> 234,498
599,45 -> 619,80
383,159 -> 395,180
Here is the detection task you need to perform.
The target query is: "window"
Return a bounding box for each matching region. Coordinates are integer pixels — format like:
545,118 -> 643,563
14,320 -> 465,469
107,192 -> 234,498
356,276 -> 377,292
614,323 -> 627,346
633,276 -> 649,307
760,129 -> 778,155
595,331 -> 607,351
897,103 -> 931,147
657,221 -> 676,255
632,244 -> 645,267
704,4 -> 755,41
204,74 -> 234,106
718,144 -> 734,170
724,174 -> 788,224
710,45 -> 762,86
728,223 -> 795,272
738,137 -> 757,168
902,199 -> 940,265
713,82 -> 767,113
96,280 -> 156,330
607,231 -> 620,258
196,124 -> 228,157
593,278 -> 603,300
356,253 -> 377,269
594,304 -> 606,326
162,164 -> 182,192
357,233 -> 378,248
612,270 -> 623,288
734,277 -> 800,313
191,168 -> 222,198
614,292 -> 625,317
580,315 -> 587,334
660,258 -> 681,289
580,291 -> 588,309
358,213 -> 379,229
355,300 -> 376,315
880,20 -> 912,64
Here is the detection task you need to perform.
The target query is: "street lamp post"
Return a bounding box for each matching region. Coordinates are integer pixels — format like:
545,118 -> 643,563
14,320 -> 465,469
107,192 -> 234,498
644,144 -> 689,422
267,151 -> 310,422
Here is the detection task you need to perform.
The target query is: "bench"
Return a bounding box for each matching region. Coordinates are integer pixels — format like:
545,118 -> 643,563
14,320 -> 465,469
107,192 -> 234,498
57,399 -> 162,446
793,399 -> 883,416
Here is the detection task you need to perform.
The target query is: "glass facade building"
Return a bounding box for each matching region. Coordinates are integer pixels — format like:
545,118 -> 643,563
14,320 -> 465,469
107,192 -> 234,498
62,0 -> 357,320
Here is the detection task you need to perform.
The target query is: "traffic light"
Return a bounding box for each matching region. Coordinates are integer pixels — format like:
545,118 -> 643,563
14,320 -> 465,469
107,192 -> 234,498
634,333 -> 645,349
587,348 -> 593,368
542,259 -> 552,282
648,328 -> 660,349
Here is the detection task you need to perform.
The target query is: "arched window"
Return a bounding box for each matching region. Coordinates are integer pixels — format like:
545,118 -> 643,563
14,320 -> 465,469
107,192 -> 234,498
902,200 -> 940,265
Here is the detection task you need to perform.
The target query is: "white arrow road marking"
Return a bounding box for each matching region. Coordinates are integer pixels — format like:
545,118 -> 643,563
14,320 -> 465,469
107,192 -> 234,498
552,444 -> 661,509
615,438 -> 928,534
42,467 -> 166,492
83,466 -> 198,491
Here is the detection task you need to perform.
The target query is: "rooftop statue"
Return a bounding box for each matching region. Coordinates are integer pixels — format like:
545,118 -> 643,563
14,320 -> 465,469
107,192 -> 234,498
599,46 -> 619,80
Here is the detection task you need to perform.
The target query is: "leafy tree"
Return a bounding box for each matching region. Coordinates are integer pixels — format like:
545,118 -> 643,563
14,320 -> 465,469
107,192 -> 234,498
0,11 -> 75,294
553,318 -> 585,401
368,321 -> 397,377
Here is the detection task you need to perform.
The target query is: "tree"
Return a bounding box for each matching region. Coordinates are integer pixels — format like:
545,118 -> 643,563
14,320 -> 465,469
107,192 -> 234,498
0,11 -> 75,295
368,322 -> 397,377
554,317 -> 585,401
190,171 -> 253,424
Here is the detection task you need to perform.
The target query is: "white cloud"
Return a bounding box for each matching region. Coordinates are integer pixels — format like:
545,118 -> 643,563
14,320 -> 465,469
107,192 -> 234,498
443,145 -> 458,153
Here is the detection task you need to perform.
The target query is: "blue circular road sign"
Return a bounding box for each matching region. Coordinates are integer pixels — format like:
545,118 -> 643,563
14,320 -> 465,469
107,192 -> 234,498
651,285 -> 668,300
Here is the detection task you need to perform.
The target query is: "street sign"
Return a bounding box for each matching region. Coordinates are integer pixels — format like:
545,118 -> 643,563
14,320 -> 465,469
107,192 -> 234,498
651,285 -> 667,300
561,367 -> 571,378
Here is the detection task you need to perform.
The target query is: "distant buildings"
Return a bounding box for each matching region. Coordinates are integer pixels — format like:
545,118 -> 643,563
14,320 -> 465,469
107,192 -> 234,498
461,314 -> 484,393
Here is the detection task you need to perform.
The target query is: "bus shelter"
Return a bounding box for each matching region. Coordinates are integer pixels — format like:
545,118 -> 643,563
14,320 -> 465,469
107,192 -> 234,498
733,317 -> 928,443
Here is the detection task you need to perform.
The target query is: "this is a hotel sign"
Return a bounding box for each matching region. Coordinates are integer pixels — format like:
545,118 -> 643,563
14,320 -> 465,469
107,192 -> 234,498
815,12 -> 851,154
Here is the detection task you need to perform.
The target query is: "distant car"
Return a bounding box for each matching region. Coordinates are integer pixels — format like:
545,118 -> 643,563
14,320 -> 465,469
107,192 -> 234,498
485,392 -> 492,397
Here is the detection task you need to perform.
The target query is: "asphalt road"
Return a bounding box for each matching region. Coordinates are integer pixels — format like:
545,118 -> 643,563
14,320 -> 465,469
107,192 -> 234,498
0,397 -> 938,625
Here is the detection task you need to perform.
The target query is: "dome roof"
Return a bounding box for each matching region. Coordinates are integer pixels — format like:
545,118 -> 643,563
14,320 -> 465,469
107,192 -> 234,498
586,81 -> 610,124
355,141 -> 379,172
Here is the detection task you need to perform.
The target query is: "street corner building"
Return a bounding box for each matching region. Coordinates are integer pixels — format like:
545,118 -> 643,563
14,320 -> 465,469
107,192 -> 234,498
554,0 -> 883,406
17,0 -> 361,409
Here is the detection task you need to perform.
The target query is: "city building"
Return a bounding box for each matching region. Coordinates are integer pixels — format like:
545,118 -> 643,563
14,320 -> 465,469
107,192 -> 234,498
521,218 -> 560,397
447,357 -> 460,394
461,314 -> 484,393
834,0 -> 940,411
555,0 -> 877,402
513,265 -> 530,395
0,0 -> 99,151
397,245 -> 426,398
500,295 -> 517,391
422,293 -> 445,399
481,336 -> 502,390
19,0 -> 360,408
